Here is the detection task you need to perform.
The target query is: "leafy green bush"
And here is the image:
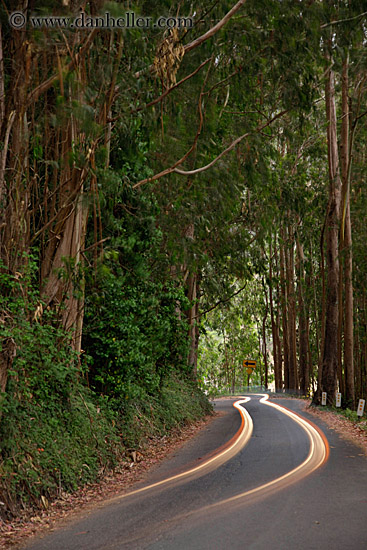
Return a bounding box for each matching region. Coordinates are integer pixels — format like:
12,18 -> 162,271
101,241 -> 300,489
108,376 -> 212,449
83,272 -> 189,397
82,181 -> 191,401
0,296 -> 210,521
0,263 -> 121,519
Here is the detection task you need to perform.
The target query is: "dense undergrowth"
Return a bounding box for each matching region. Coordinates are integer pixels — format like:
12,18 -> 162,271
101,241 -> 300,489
0,255 -> 212,522
0,340 -> 211,522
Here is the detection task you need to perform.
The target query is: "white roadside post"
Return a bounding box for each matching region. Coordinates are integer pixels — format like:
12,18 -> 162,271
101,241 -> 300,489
336,392 -> 342,408
321,392 -> 327,406
357,399 -> 365,417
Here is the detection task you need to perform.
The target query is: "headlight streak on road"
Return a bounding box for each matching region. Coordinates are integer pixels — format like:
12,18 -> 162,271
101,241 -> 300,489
71,395 -> 329,550
115,397 -> 254,501
200,393 -> 330,513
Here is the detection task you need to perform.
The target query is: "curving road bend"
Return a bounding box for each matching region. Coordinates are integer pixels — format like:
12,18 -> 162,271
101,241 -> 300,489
24,395 -> 367,550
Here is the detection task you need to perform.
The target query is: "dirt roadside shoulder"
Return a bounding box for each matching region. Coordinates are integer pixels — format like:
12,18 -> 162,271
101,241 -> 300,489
270,394 -> 367,457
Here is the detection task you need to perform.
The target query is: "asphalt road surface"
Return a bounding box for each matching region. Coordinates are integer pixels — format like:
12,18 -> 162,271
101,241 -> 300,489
23,395 -> 367,550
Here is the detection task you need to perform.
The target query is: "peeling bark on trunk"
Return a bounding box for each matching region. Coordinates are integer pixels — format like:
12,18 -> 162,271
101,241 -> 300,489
320,59 -> 341,406
0,23 -> 31,389
40,110 -> 90,352
340,54 -> 355,407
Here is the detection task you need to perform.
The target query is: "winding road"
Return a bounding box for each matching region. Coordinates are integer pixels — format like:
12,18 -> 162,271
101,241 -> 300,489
24,395 -> 367,550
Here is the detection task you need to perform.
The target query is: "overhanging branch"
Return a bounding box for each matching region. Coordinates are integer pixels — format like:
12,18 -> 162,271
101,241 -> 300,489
197,282 -> 248,318
174,109 -> 287,175
133,60 -> 214,189
132,57 -> 211,113
133,109 -> 288,187
134,0 -> 246,78
184,0 -> 246,53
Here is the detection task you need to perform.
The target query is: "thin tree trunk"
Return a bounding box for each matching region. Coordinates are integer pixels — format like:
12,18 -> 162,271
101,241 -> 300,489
297,238 -> 309,396
269,238 -> 280,391
262,315 -> 268,388
340,54 -> 355,408
280,230 -> 289,390
187,272 -> 198,377
257,327 -> 263,388
313,209 -> 328,404
275,238 -> 283,391
320,57 -> 341,406
343,201 -> 354,406
308,242 -> 319,394
0,24 -> 5,135
286,225 -> 298,391
0,24 -> 31,391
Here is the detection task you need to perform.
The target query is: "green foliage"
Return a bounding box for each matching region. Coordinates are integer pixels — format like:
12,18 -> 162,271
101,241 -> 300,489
198,279 -> 268,394
83,168 -> 191,400
116,377 -> 212,449
0,262 -> 210,520
83,269 -> 190,397
0,350 -> 210,520
0,264 -> 120,517
337,408 -> 366,424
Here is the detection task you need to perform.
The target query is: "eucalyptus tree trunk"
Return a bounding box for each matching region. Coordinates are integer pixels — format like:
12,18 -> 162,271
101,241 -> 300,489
314,211 -> 327,403
279,231 -> 290,390
41,186 -> 89,352
355,292 -> 366,399
269,242 -> 282,391
231,346 -> 236,393
186,272 -> 198,377
297,238 -> 309,395
305,270 -> 315,393
260,276 -> 269,389
309,242 -> 320,393
0,22 -> 31,393
320,58 -> 341,406
183,223 -> 200,378
275,311 -> 282,391
340,54 -> 355,408
274,239 -> 283,391
286,225 -> 298,392
343,201 -> 354,406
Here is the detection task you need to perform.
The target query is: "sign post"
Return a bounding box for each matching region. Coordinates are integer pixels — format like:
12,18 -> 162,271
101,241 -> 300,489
357,399 -> 365,417
243,360 -> 256,387
321,392 -> 327,406
336,392 -> 342,408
